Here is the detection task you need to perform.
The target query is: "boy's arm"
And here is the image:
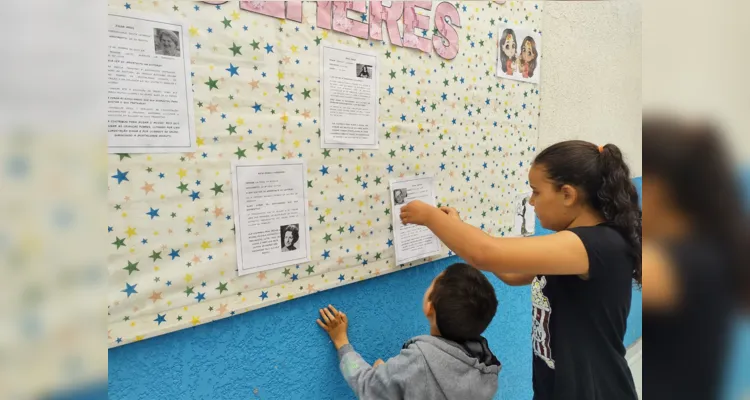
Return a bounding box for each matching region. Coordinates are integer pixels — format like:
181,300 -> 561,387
338,344 -> 425,400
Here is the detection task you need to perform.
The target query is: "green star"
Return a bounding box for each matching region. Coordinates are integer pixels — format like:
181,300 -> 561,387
229,42 -> 242,56
250,39 -> 260,50
323,233 -> 332,243
177,182 -> 189,193
322,149 -> 331,158
211,183 -> 224,195
112,237 -> 126,249
441,149 -> 448,156
226,124 -> 237,134
306,265 -> 315,275
401,67 -> 407,74
184,286 -> 195,296
388,150 -> 396,158
318,215 -> 325,223
276,83 -> 285,93
440,61 -> 446,68
254,142 -> 264,151
123,261 -> 139,275
282,268 -> 291,277
116,153 -> 131,161
443,78 -> 449,86
374,176 -> 382,185
431,103 -> 437,110
355,175 -> 362,183
384,208 -> 390,215
375,252 -> 382,260
221,17 -> 232,28
205,77 -> 219,90
400,145 -> 406,151
356,254 -> 362,261
302,88 -> 312,99
216,282 -> 228,294
307,180 -> 313,188
235,147 -> 247,159
149,251 -> 162,262
385,50 -> 391,58
338,226 -> 345,234
385,131 -> 391,139
314,36 -> 322,45
389,70 -> 396,79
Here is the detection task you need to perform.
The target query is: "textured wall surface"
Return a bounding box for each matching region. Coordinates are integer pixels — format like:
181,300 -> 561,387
539,0 -> 642,176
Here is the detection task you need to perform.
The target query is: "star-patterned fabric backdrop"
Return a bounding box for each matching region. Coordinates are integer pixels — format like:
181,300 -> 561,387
108,0 -> 542,347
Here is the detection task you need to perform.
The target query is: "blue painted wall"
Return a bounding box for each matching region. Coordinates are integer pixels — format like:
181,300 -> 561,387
109,179 -> 643,400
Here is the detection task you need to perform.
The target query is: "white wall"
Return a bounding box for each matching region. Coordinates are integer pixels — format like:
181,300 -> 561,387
539,0 -> 642,177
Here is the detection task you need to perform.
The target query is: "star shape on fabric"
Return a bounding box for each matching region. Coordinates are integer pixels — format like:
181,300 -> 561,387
154,314 -> 166,325
216,282 -> 228,294
123,261 -> 140,275
169,248 -> 180,259
121,283 -> 137,297
250,39 -> 260,50
319,165 -> 329,175
264,43 -> 274,53
226,124 -> 237,134
115,153 -> 131,161
184,286 -> 195,296
217,303 -> 228,316
259,291 -> 268,300
189,190 -> 200,201
226,63 -> 240,77
195,292 -> 206,302
111,169 -> 129,184
211,183 -> 224,195
301,88 -> 311,99
229,42 -> 242,56
323,233 -> 332,243
322,250 -> 331,259
149,291 -> 163,302
205,77 -> 219,91
306,265 -> 315,274
235,147 -> 247,159
112,237 -> 126,249
146,207 -> 160,219
221,17 -> 232,28
252,102 -> 262,112
282,268 -> 291,277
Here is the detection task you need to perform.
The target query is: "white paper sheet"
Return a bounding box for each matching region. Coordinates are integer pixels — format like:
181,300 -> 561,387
320,44 -> 379,149
496,24 -> 542,85
391,176 -> 442,265
513,192 -> 536,236
231,160 -> 311,276
107,13 -> 196,153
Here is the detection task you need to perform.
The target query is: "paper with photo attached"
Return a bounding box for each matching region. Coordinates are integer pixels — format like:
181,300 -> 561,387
231,160 -> 311,276
108,12 -> 196,153
513,191 -> 535,236
391,176 -> 441,265
320,44 -> 379,149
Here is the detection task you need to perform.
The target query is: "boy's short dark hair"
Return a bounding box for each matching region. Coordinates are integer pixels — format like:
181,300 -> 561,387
429,263 -> 498,342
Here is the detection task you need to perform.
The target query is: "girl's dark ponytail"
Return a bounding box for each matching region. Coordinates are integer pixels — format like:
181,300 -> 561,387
534,141 -> 643,284
596,144 -> 643,284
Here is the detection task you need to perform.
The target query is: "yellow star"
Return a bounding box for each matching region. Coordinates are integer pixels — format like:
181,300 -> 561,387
280,113 -> 289,123
125,226 -> 137,238
231,10 -> 240,20
236,117 -> 245,126
177,168 -> 187,179
321,30 -> 328,38
185,274 -> 193,282
293,140 -> 301,148
201,240 -> 211,250
191,316 -> 200,326
277,72 -> 285,79
135,335 -> 145,341
196,137 -> 205,147
185,216 -> 195,224
188,26 -> 199,37
290,44 -> 299,53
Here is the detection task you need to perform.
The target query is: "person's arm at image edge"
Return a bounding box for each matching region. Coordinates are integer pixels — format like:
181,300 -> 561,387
642,241 -> 679,310
420,205 -> 589,276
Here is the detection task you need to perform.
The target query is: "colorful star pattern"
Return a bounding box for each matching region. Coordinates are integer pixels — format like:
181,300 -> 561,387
108,1 -> 542,347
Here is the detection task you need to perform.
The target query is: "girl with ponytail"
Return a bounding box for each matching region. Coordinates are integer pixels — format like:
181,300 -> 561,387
400,140 -> 640,399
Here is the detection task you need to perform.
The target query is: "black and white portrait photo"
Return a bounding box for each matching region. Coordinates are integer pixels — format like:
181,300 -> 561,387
393,189 -> 408,205
356,63 -> 373,79
154,28 -> 181,57
280,224 -> 300,252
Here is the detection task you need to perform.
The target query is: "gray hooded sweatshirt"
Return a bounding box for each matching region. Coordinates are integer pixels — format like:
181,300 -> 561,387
337,335 -> 501,400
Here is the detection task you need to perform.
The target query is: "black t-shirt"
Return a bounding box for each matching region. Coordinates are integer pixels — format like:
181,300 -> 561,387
532,224 -> 638,400
643,238 -> 732,400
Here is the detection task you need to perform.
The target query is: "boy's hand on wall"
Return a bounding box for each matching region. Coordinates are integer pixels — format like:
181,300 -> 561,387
317,305 -> 350,350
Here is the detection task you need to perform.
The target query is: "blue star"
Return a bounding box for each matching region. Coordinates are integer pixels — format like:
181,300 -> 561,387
154,314 -> 166,325
439,163 -> 446,171
146,207 -> 160,219
409,69 -> 415,76
259,291 -> 268,300
488,31 -> 493,39
124,3 -> 131,9
480,223 -> 486,230
361,181 -> 368,189
338,194 -> 345,202
285,92 -> 294,102
519,161 -> 524,167
322,250 -> 331,259
441,93 -> 447,101
483,162 -> 488,169
400,114 -> 407,122
362,259 -> 368,266
348,225 -> 355,233
121,283 -> 137,297
387,86 -> 394,95
141,238 -> 148,244
264,43 -> 274,53
485,98 -> 491,105
420,106 -> 426,113
158,172 -> 165,179
269,142 -> 278,152
450,186 -> 455,192
319,165 -> 329,175
360,13 -> 367,22
169,249 -> 180,260
226,63 -> 239,77
243,25 -> 248,31
386,239 -> 393,247
111,169 -> 129,184
108,226 -> 113,232
195,292 -> 206,302
452,118 -> 457,124
200,117 -> 206,123
195,43 -> 202,49
386,164 -> 394,173
207,27 -> 213,33
291,273 -> 298,281
194,4 -> 199,11
338,274 -> 345,282
116,337 -> 122,343
166,281 -> 172,286
252,103 -> 262,113
189,190 -> 200,201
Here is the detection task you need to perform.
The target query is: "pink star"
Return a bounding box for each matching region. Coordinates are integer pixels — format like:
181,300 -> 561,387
257,271 -> 267,281
217,303 -> 229,316
149,291 -> 163,303
307,284 -> 315,293
213,207 -> 224,217
192,255 -> 201,264
336,257 -> 344,265
335,175 -> 343,184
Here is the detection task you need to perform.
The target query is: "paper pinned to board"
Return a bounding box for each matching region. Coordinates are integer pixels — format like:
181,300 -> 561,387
231,159 -> 311,276
108,12 -> 196,153
390,176 -> 442,265
513,192 -> 536,236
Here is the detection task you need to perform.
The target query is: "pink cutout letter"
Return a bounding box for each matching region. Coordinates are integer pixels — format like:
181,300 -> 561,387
316,1 -> 333,29
433,2 -> 461,60
239,1 -> 285,19
286,1 -> 303,22
402,1 -> 432,53
369,1 -> 404,46
332,1 -> 369,39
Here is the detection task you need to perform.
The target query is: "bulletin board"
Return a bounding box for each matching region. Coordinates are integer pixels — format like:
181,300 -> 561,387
108,0 -> 542,347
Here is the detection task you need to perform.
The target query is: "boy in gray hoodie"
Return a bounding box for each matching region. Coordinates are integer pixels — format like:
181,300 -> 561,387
317,263 -> 501,400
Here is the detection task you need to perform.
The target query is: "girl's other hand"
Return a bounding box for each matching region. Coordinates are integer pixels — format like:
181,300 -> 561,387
400,200 -> 440,226
439,207 -> 461,220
